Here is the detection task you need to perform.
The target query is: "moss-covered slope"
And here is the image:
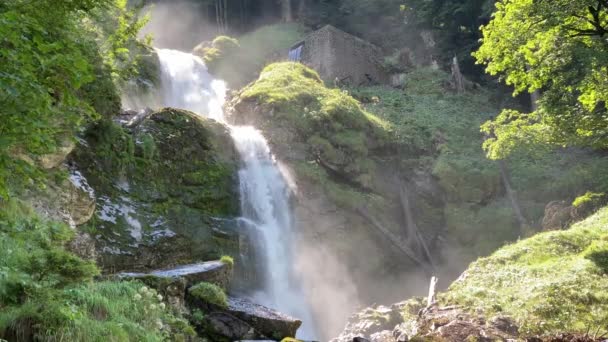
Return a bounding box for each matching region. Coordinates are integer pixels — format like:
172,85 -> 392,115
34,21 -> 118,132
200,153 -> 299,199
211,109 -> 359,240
443,207 -> 608,335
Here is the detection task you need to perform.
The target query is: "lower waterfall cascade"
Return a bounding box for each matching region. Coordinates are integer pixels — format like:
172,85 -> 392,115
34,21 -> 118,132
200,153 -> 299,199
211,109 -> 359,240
154,48 -> 317,339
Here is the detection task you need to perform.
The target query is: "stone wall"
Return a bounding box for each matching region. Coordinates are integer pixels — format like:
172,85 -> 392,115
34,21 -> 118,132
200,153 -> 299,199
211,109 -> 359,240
298,25 -> 388,85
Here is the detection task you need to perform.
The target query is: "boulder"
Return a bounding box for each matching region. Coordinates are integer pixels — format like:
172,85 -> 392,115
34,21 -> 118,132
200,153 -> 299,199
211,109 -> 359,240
542,200 -> 572,231
188,294 -> 302,340
72,108 -> 242,272
37,139 -> 75,169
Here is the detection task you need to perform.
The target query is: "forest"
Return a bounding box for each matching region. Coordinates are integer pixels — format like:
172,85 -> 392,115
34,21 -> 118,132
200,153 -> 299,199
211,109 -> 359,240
1,0 -> 607,341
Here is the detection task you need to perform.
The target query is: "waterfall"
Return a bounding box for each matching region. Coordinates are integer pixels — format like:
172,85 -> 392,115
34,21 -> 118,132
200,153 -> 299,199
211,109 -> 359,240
155,49 -> 316,339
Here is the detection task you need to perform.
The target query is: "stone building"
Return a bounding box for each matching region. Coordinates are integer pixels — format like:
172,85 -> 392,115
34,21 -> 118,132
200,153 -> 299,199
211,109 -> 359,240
289,25 -> 388,85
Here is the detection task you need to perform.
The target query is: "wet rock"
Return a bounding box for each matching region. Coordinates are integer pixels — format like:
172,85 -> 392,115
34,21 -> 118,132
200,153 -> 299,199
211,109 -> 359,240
72,108 -> 242,272
120,260 -> 233,290
188,294 -> 302,340
204,312 -> 257,341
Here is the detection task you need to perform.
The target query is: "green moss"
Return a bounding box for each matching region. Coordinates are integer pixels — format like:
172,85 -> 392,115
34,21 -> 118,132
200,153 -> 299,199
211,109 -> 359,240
240,62 -> 394,193
189,282 -> 228,309
443,207 -> 608,335
583,237 -> 608,274
0,281 -> 195,341
201,36 -> 240,75
220,255 -> 234,268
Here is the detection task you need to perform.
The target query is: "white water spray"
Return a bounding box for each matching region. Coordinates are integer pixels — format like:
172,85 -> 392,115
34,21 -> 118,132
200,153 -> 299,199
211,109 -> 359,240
154,49 -> 316,338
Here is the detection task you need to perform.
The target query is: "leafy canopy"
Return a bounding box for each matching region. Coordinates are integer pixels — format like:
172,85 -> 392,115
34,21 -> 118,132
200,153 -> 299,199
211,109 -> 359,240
475,0 -> 608,159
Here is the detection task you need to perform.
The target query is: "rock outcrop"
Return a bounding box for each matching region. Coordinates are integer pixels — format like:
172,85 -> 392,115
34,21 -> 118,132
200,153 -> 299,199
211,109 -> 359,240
120,260 -> 233,290
73,108 -> 242,272
188,295 -> 302,341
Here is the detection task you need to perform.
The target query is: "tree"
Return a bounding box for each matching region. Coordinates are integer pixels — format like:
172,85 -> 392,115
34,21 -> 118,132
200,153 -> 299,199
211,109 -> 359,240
0,0 -> 147,198
475,0 -> 608,159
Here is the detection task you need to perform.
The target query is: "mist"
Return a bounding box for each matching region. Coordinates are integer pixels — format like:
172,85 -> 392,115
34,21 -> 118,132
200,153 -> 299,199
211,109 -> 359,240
140,1 -> 217,50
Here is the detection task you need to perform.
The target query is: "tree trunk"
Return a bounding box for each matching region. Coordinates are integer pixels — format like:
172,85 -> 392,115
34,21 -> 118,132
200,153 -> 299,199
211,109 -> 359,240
451,55 -> 465,93
215,1 -> 221,34
356,207 -> 433,276
398,181 -> 436,272
530,90 -> 540,111
426,276 -> 438,308
498,159 -> 528,235
223,0 -> 229,33
297,0 -> 306,20
282,0 -> 293,22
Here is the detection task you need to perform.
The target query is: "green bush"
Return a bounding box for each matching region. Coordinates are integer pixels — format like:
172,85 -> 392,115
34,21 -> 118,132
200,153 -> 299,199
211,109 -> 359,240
583,237 -> 608,274
220,255 -> 234,268
0,281 -> 195,341
189,282 -> 228,309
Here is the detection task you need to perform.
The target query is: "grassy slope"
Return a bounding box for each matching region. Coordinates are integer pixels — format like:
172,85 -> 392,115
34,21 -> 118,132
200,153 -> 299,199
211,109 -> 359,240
354,68 -> 608,259
0,199 -> 194,341
443,207 -> 608,335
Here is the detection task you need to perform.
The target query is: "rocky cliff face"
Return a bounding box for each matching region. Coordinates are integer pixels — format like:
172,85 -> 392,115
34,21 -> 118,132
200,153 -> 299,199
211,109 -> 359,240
72,108 -> 242,272
227,62 -> 445,338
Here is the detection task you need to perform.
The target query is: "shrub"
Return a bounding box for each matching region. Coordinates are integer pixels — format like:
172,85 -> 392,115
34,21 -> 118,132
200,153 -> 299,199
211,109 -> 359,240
572,192 -> 607,220
189,282 -> 228,309
220,255 -> 234,268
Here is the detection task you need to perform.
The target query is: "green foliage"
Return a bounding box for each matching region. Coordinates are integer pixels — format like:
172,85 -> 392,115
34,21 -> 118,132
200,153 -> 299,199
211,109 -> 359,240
189,282 -> 228,309
201,36 -> 240,73
444,207 -> 608,335
573,192 -> 606,208
476,0 -> 608,157
220,255 -> 234,268
0,200 -> 99,306
0,281 -> 195,341
0,0 -> 149,198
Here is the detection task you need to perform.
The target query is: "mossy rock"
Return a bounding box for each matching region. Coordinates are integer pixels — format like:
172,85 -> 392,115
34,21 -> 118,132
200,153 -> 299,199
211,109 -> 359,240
231,62 -> 397,192
72,108 -> 241,272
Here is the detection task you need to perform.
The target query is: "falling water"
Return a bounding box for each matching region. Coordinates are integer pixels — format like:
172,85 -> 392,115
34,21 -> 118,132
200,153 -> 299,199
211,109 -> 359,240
154,49 -> 316,338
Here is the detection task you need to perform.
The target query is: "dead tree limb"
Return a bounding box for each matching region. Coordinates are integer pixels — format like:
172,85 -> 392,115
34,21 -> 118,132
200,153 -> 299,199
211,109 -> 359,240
356,207 -> 433,275
497,159 -> 528,235
398,180 -> 437,273
426,276 -> 438,308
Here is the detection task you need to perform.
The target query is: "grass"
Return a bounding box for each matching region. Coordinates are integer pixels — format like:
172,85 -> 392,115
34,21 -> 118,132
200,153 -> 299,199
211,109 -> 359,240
442,207 -> 608,335
0,199 -> 195,341
188,282 -> 228,309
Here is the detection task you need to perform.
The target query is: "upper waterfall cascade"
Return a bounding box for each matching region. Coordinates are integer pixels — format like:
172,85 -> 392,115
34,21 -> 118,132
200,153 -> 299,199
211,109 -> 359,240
154,49 -> 316,339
